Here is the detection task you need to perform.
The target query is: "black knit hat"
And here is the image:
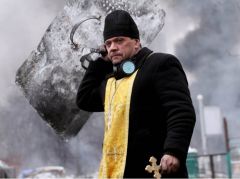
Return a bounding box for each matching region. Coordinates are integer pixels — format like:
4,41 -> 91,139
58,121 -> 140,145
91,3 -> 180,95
103,10 -> 139,41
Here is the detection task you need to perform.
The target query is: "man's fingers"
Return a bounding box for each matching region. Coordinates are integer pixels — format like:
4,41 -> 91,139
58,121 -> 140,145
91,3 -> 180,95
159,156 -> 171,174
159,158 -> 167,173
159,154 -> 180,174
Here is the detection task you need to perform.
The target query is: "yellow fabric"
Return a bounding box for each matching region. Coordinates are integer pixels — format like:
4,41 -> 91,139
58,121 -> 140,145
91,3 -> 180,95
98,71 -> 138,178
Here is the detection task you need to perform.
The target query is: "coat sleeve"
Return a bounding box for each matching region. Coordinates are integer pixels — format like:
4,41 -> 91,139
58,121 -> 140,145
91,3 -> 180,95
76,58 -> 113,112
153,54 -> 196,162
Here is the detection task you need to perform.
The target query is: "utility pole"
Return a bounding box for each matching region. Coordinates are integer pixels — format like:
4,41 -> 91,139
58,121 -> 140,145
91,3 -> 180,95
197,94 -> 207,155
197,94 -> 209,176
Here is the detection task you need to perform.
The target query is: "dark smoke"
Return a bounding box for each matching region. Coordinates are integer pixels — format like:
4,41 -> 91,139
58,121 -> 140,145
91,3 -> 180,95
172,0 -> 240,147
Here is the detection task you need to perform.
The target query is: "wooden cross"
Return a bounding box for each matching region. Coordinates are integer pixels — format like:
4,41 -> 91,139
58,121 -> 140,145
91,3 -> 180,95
145,156 -> 161,179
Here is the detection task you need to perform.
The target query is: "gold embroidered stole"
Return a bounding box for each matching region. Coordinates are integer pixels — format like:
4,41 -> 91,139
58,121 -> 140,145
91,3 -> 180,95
98,71 -> 138,178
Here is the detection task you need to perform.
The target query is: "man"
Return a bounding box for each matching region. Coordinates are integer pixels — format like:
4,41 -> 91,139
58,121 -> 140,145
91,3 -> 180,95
76,10 -> 196,178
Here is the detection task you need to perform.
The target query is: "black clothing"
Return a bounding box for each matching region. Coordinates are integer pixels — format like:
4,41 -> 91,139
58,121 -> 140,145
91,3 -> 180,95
103,10 -> 139,41
77,47 -> 196,178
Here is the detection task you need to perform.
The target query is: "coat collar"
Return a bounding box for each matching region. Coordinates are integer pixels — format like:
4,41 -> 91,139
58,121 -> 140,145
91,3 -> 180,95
131,47 -> 153,69
106,47 -> 153,80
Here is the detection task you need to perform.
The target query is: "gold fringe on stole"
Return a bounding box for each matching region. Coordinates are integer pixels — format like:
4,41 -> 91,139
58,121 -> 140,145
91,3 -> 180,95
98,71 -> 138,178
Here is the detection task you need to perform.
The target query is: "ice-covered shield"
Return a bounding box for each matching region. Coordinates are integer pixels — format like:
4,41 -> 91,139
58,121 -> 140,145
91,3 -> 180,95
15,0 -> 165,137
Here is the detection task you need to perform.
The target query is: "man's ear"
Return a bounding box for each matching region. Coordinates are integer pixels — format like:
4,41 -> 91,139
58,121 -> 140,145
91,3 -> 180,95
134,39 -> 141,49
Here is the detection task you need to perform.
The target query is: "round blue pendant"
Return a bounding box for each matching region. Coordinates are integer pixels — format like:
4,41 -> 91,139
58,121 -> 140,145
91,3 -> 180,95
122,61 -> 135,75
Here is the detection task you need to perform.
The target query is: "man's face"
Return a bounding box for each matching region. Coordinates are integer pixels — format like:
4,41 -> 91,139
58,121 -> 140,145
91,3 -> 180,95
104,36 -> 140,65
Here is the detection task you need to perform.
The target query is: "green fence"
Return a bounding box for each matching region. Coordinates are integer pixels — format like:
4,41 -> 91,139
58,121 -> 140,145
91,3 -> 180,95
187,151 -> 199,178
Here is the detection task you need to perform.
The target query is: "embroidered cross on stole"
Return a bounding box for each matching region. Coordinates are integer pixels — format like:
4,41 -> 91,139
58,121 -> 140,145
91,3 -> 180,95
98,70 -> 138,178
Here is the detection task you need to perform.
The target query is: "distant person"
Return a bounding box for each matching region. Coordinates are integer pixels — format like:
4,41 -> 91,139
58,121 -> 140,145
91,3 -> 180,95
77,10 -> 196,178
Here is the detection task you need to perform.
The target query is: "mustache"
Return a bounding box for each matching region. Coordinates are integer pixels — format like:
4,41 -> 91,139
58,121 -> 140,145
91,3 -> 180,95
110,52 -> 122,57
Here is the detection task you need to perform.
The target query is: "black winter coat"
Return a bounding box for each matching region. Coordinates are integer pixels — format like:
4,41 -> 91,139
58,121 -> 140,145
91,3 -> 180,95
76,47 -> 196,178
